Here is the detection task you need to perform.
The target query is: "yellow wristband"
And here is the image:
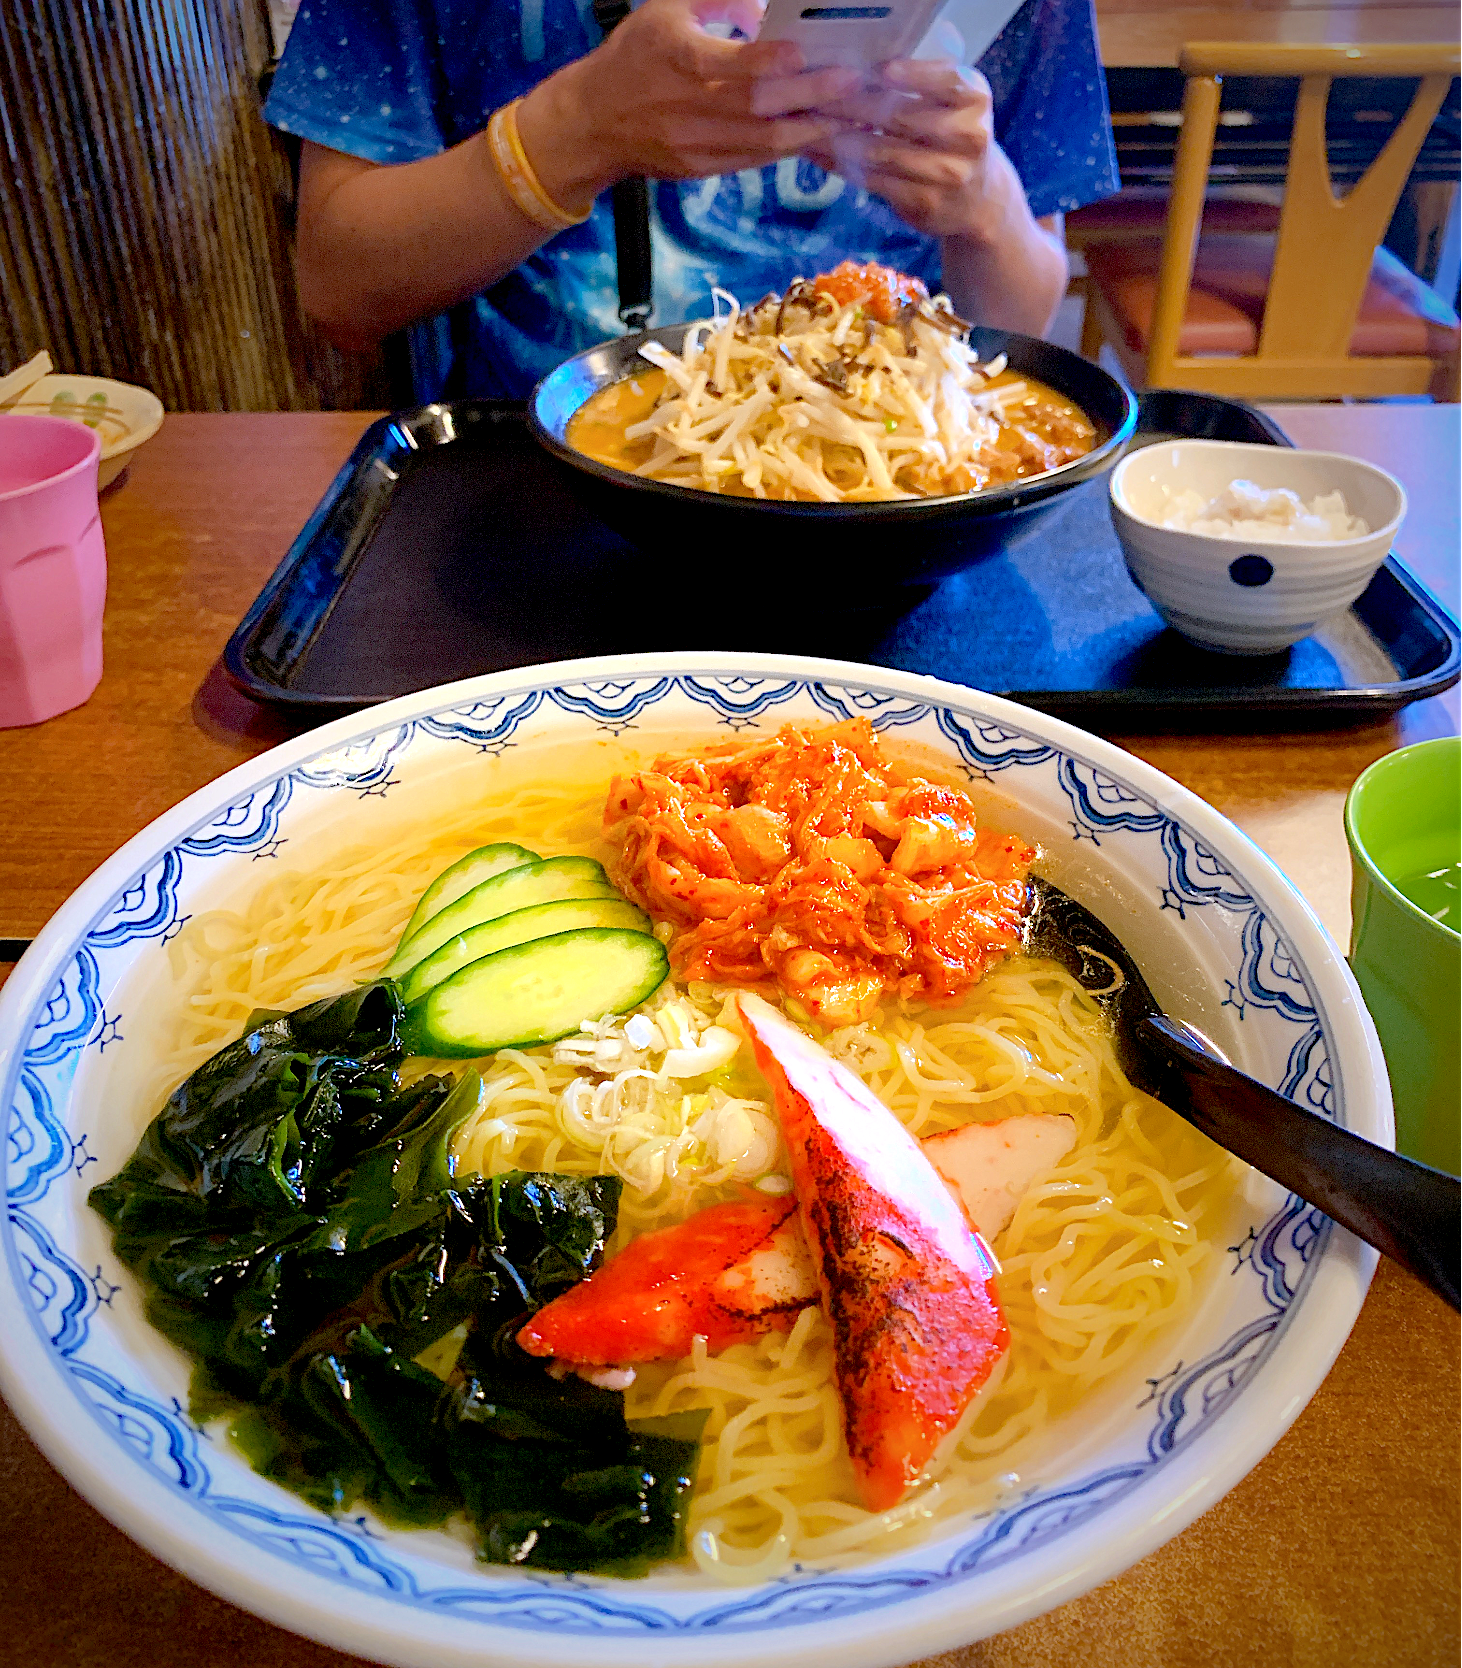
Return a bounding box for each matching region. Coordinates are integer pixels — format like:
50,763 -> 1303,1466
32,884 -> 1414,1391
487,99 -> 592,233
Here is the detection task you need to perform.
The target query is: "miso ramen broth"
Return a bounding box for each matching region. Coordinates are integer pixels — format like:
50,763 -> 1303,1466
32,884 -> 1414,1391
561,265 -> 1097,502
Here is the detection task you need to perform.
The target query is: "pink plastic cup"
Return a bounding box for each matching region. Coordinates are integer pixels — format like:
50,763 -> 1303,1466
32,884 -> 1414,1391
0,415 -> 106,728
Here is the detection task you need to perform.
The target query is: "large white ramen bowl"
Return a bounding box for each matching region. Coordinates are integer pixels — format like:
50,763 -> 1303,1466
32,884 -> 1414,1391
0,653 -> 1385,1668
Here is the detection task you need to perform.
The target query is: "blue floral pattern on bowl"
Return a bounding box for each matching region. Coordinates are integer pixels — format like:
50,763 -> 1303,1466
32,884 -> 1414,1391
0,661 -> 1375,1659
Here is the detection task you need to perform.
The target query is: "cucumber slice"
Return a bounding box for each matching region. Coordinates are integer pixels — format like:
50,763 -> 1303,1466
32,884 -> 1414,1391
397,841 -> 539,948
401,929 -> 670,1057
385,855 -> 616,975
399,897 -> 653,1006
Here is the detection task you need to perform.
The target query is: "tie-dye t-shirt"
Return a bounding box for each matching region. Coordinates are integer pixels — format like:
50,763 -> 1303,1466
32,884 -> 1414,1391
265,0 -> 1118,396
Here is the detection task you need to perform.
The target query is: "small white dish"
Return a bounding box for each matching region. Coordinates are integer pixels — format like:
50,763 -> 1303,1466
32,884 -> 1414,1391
0,373 -> 164,489
1110,440 -> 1406,655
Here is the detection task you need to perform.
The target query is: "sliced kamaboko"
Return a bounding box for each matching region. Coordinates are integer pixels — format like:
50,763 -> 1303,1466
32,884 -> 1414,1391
516,1194 -> 807,1365
736,991 -> 1008,1513
516,1113 -> 1075,1375
712,1116 -> 1074,1292
714,1205 -> 817,1318
922,1113 -> 1078,1242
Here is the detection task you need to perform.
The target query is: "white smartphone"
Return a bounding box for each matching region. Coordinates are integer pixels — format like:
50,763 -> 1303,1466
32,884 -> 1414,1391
756,0 -> 1026,74
755,0 -> 948,74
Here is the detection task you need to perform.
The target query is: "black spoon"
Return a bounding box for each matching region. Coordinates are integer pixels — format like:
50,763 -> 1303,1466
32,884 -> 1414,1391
1023,876 -> 1460,1310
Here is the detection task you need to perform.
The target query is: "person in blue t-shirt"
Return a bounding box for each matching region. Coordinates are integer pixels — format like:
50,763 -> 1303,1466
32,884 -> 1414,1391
265,0 -> 1118,397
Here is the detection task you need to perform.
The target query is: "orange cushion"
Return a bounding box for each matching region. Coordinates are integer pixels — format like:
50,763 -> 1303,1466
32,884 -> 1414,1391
1093,270 -> 1258,355
1085,242 -> 1258,355
1365,246 -> 1462,358
1086,236 -> 1462,360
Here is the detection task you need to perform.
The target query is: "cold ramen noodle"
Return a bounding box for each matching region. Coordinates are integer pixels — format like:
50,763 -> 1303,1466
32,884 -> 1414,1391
566,261 -> 1096,501
91,720 -> 1229,1582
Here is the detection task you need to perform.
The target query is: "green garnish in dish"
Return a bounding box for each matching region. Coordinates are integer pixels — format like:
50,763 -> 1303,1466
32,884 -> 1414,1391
385,854 -> 617,974
399,895 -> 652,1005
401,927 -> 669,1057
89,983 -> 702,1574
396,840 -> 540,947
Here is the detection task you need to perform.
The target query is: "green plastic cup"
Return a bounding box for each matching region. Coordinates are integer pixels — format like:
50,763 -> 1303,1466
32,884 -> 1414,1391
1345,736 -> 1461,1174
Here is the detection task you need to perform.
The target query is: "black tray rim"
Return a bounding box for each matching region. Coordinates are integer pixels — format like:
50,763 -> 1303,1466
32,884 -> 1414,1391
220,393 -> 1462,724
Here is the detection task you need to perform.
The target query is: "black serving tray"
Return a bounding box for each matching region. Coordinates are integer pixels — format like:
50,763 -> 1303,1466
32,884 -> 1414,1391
223,390 -> 1460,727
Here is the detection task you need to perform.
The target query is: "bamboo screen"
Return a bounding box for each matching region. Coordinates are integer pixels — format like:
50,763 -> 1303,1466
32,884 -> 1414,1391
0,0 -> 388,410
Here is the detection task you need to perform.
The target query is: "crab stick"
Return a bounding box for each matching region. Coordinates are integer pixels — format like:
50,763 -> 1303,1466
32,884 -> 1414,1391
736,991 -> 1009,1511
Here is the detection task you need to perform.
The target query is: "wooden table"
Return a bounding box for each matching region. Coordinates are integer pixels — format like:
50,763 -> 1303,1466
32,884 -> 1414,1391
1,407 -> 1457,1668
1095,0 -> 1459,68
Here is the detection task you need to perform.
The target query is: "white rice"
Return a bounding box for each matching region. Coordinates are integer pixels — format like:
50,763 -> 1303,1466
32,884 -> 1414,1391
1161,479 -> 1369,542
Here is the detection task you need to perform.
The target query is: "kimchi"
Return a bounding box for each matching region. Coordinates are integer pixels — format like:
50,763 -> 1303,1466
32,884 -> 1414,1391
603,719 -> 1034,1026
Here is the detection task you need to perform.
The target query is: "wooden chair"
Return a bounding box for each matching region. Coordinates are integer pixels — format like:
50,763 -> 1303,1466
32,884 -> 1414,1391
1081,43 -> 1462,400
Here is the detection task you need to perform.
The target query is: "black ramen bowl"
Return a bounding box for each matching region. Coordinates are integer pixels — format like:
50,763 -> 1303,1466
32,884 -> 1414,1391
529,322 -> 1137,588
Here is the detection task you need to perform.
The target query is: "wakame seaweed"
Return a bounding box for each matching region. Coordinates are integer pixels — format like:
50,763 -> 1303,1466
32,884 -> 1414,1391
89,983 -> 704,1571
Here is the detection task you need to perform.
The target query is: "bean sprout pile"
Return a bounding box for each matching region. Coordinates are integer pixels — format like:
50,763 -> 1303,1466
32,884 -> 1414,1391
613,265 -> 1094,502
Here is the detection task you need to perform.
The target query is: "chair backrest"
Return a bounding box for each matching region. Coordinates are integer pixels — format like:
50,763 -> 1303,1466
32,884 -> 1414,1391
1148,42 -> 1460,396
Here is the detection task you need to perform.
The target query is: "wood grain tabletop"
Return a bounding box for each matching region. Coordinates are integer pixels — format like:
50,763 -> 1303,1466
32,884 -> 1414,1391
1094,0 -> 1460,67
1,404 -> 1457,1668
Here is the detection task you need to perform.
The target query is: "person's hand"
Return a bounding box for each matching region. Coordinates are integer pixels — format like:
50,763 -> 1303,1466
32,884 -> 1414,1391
520,0 -> 859,204
804,60 -> 1005,241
